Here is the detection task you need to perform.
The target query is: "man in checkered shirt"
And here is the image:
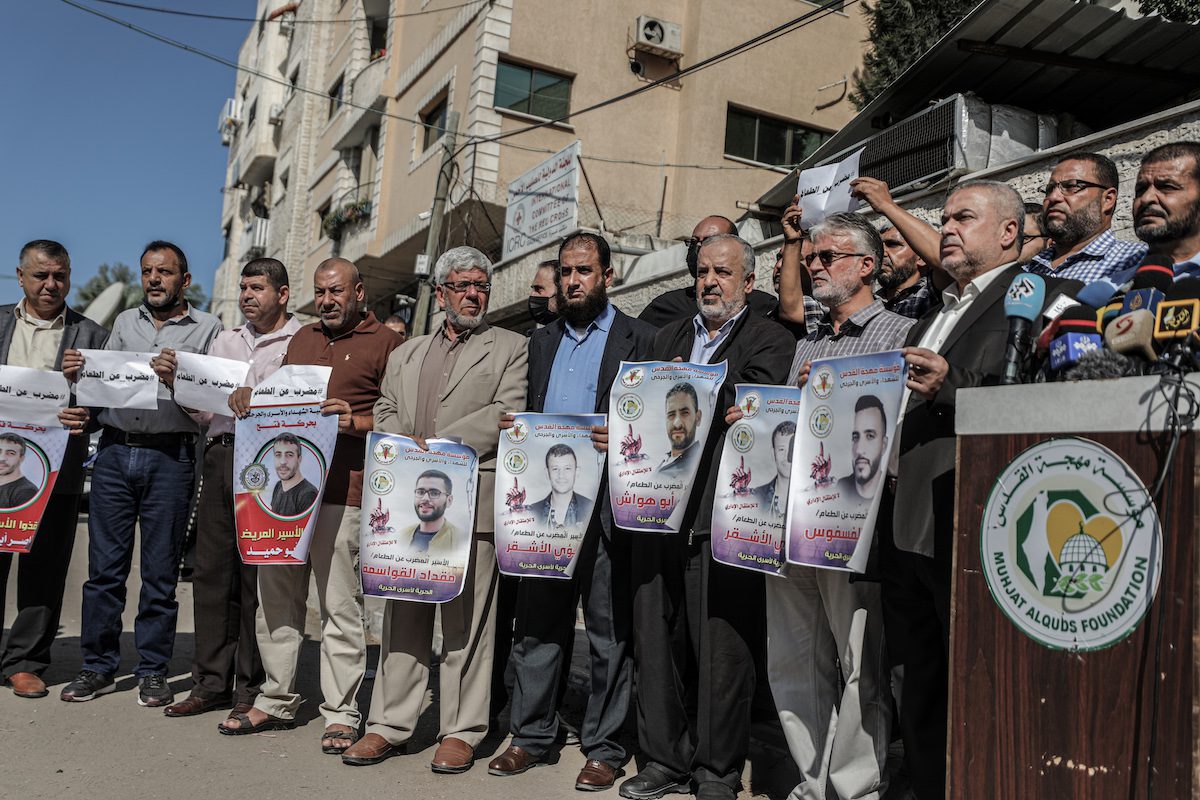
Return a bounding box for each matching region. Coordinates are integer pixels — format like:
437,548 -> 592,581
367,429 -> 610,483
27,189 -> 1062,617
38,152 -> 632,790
1023,151 -> 1147,283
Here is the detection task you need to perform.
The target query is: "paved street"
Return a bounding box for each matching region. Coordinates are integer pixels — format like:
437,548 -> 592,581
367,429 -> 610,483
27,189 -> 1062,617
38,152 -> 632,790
0,514 -> 801,800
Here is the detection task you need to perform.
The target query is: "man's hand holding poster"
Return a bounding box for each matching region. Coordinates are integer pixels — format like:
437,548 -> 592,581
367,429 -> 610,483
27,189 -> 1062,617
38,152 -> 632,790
173,351 -> 251,415
785,351 -> 907,572
75,349 -> 160,410
233,365 -> 336,565
0,367 -> 71,553
607,360 -> 726,532
710,384 -> 802,576
360,434 -> 479,603
495,412 -> 606,579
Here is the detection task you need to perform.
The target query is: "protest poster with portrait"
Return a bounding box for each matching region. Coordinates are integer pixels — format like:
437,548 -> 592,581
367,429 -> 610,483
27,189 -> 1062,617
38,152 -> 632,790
494,412 -> 606,579
0,366 -> 71,553
785,351 -> 907,573
360,434 -> 479,603
233,365 -> 336,565
710,384 -> 803,576
607,360 -> 727,533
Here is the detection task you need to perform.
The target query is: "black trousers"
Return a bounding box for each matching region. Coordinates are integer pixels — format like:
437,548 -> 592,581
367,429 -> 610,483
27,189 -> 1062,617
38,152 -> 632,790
0,493 -> 81,677
509,518 -> 632,766
630,532 -> 765,790
878,499 -> 951,800
189,441 -> 263,703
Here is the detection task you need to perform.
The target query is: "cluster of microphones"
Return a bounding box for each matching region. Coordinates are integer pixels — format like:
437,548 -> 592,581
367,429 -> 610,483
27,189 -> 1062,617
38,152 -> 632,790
1001,256 -> 1200,384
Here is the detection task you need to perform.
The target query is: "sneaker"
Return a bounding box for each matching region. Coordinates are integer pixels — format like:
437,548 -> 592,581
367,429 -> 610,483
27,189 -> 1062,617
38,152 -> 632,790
137,674 -> 174,707
60,670 -> 115,702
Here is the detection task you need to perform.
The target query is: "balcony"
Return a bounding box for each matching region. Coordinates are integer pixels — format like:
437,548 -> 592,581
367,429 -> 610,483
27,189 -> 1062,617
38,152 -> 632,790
240,217 -> 271,261
333,56 -> 388,150
237,113 -> 278,186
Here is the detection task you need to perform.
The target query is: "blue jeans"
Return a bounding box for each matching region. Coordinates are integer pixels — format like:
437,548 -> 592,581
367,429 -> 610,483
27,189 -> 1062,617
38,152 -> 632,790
81,438 -> 196,677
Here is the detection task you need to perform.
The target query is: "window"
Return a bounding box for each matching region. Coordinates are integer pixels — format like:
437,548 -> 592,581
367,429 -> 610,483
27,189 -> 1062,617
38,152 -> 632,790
246,100 -> 257,131
724,106 -> 830,167
222,224 -> 231,260
328,75 -> 345,121
287,66 -> 300,102
421,95 -> 448,151
317,199 -> 331,240
494,60 -> 571,120
368,20 -> 387,60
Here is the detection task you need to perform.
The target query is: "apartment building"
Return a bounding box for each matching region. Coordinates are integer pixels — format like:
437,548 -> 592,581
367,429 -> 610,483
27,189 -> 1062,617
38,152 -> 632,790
211,0 -> 867,326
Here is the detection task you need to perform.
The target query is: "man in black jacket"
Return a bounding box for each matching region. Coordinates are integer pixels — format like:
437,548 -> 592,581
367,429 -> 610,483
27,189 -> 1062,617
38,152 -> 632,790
489,233 -> 657,792
0,240 -> 107,699
619,234 -> 795,800
885,181 -> 1081,799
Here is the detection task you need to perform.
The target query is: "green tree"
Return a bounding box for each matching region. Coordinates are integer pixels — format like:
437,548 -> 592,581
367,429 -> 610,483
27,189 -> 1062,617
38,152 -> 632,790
72,261 -> 208,314
1138,0 -> 1200,22
849,0 -> 976,110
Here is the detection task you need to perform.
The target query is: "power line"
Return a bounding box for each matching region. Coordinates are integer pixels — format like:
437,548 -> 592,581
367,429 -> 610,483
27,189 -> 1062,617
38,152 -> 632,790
87,0 -> 488,24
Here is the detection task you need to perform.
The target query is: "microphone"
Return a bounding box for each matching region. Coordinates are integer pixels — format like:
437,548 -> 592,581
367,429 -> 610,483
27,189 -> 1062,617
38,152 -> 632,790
1153,277 -> 1200,370
1120,256 -> 1174,315
1100,293 -> 1125,333
1048,304 -> 1102,375
1076,279 -> 1122,308
1002,273 -> 1046,385
1063,350 -> 1140,381
1104,308 -> 1158,365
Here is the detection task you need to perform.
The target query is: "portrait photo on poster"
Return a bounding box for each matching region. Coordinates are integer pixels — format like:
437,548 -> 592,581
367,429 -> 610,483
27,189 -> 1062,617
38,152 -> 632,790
256,431 -> 324,519
0,431 -> 48,511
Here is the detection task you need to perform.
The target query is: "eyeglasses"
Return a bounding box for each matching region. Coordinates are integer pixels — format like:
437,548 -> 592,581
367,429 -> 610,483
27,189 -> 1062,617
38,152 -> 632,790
1042,179 -> 1112,196
441,280 -> 492,294
1021,234 -> 1049,246
804,250 -> 865,268
414,488 -> 446,499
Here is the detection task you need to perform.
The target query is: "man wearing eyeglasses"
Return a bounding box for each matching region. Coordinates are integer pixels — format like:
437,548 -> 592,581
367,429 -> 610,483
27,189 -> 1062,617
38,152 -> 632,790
401,470 -> 458,555
1024,152 -> 1147,283
342,246 -> 527,775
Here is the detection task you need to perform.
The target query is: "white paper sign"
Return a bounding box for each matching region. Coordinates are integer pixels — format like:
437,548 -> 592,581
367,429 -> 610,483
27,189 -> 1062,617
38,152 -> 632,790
797,147 -> 864,229
76,349 -> 160,410
0,366 -> 70,426
173,352 -> 251,416
251,364 -> 332,405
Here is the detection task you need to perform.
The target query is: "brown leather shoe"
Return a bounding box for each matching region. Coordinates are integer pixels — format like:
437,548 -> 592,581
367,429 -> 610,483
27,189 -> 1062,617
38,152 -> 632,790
9,672 -> 48,699
487,744 -> 542,776
576,759 -> 617,791
164,694 -> 231,718
341,732 -> 404,766
431,736 -> 475,774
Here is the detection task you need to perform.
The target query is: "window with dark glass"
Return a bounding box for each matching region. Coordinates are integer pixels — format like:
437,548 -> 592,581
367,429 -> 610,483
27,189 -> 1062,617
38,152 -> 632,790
724,106 -> 831,167
421,95 -> 448,151
328,75 -> 344,120
494,60 -> 571,120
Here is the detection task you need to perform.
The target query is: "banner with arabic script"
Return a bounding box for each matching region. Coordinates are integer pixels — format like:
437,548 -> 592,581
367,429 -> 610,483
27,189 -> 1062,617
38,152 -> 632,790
607,360 -> 727,533
233,365 -> 336,565
76,349 -> 160,409
0,420 -> 69,554
360,434 -> 478,603
710,384 -> 802,576
495,413 -> 606,579
785,351 -> 907,572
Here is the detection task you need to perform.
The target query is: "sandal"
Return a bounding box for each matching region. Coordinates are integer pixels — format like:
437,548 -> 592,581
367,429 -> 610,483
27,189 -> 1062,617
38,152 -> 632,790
218,711 -> 296,736
321,725 -> 360,755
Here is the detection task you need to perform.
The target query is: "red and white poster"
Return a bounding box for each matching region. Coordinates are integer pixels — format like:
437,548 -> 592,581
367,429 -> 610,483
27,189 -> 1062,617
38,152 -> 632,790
233,365 -> 336,565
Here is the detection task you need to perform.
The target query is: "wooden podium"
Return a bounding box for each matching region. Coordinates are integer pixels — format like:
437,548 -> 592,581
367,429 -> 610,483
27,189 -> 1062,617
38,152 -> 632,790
949,376 -> 1197,799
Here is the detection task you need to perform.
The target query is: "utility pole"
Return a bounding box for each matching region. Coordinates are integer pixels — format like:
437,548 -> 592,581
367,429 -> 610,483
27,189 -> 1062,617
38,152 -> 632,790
412,110 -> 459,337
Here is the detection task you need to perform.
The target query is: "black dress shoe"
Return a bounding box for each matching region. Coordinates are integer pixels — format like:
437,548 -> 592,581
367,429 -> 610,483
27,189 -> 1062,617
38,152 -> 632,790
617,764 -> 691,799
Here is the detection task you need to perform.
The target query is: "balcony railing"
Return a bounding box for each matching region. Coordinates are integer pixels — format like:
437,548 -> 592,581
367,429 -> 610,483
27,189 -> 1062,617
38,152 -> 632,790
240,217 -> 270,260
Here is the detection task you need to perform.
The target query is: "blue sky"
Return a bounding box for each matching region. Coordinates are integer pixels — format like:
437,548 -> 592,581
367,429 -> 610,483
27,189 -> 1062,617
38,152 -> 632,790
0,1 -> 250,309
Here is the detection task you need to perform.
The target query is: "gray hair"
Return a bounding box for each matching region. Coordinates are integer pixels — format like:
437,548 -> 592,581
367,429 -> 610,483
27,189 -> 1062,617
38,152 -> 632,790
19,240 -> 70,270
434,246 -> 493,285
697,233 -> 755,277
949,179 -> 1026,243
810,212 -> 884,267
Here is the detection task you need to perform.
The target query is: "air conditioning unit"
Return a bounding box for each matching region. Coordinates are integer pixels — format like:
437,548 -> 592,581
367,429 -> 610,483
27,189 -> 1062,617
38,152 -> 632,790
633,15 -> 683,59
269,103 -> 285,125
218,97 -> 243,145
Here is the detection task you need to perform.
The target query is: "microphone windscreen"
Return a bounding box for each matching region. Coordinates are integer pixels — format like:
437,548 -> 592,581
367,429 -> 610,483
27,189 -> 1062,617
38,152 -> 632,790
1055,303 -> 1099,335
1004,273 -> 1047,322
1063,349 -> 1139,381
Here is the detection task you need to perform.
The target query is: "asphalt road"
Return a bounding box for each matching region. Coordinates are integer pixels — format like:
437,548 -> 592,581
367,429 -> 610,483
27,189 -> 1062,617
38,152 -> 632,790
0,515 -> 802,800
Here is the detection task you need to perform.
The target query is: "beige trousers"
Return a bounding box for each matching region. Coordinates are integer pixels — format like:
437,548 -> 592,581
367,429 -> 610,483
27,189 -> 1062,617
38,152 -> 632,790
254,504 -> 366,727
365,535 -> 498,748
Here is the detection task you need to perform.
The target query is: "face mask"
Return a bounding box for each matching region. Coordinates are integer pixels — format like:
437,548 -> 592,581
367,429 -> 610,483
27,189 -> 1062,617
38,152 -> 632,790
527,295 -> 558,326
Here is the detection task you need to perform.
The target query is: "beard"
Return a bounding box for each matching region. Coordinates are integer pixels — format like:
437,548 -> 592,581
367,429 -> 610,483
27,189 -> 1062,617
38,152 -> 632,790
697,286 -> 745,326
875,261 -> 917,292
445,305 -> 484,331
1135,197 -> 1200,244
557,283 -> 608,327
1043,201 -> 1102,249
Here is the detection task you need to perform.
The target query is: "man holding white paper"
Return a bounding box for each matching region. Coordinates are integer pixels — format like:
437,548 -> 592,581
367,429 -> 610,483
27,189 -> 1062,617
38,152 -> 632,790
161,257 -> 301,721
60,241 -> 221,708
0,240 -> 106,701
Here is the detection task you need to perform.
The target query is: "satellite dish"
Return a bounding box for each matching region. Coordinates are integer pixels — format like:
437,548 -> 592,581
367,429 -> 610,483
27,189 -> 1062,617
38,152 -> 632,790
642,19 -> 664,44
81,281 -> 128,328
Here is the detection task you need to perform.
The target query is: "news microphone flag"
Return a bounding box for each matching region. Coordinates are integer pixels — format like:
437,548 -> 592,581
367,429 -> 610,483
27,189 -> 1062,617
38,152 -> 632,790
1049,333 -> 1103,372
1001,273 -> 1046,385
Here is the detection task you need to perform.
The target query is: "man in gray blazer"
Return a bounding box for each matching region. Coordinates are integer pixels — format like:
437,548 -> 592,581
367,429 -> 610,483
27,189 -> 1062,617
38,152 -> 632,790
0,240 -> 107,699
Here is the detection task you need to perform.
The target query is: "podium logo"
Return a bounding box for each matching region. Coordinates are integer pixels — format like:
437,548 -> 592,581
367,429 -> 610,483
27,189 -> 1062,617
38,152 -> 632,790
980,437 -> 1161,652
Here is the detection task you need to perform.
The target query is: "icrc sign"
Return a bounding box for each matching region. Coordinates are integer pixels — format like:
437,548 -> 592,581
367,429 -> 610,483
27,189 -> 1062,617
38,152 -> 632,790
502,140 -> 581,261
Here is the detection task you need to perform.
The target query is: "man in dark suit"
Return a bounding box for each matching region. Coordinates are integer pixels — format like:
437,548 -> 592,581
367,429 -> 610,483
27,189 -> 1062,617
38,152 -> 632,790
526,444 -> 594,531
0,240 -> 107,699
885,181 -> 1081,799
488,233 -> 656,792
619,234 -> 795,800
749,420 -> 795,520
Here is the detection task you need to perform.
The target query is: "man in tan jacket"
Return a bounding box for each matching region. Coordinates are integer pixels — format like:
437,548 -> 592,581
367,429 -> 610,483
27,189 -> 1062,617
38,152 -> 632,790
341,246 -> 527,774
